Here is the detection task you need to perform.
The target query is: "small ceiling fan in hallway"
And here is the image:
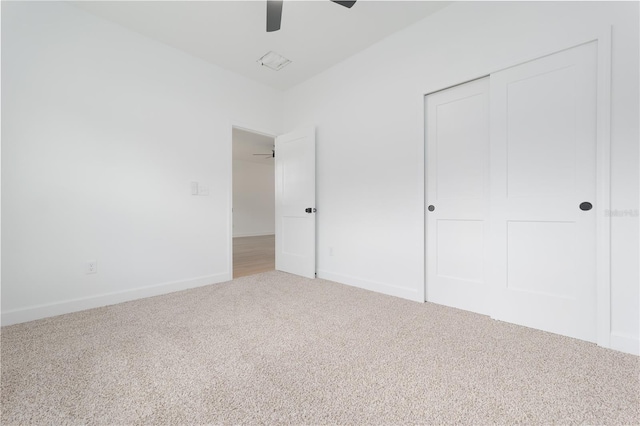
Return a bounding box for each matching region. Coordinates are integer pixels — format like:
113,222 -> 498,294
267,0 -> 357,32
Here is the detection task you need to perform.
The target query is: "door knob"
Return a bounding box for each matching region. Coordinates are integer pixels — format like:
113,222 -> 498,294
579,202 -> 593,211
428,205 -> 435,212
305,208 -> 316,213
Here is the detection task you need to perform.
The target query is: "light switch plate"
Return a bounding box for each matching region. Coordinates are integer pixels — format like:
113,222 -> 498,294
191,182 -> 199,195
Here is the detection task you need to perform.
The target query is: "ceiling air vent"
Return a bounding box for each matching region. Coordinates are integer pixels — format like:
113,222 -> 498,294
257,51 -> 291,71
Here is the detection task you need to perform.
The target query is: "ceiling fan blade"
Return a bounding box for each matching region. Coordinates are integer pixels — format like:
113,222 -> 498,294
331,0 -> 357,8
266,0 -> 283,32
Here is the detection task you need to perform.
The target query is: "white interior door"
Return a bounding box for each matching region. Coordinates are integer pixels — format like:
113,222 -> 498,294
489,42 -> 598,342
275,127 -> 316,279
426,78 -> 490,315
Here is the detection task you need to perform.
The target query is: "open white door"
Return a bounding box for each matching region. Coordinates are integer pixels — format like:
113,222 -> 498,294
275,127 -> 316,279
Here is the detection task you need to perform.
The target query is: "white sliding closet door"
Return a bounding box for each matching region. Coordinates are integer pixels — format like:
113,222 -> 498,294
489,42 -> 598,342
426,78 -> 490,315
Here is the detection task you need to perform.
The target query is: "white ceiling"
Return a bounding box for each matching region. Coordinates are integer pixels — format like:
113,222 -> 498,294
233,128 -> 275,163
71,1 -> 450,91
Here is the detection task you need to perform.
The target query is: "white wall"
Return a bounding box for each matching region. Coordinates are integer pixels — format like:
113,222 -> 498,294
1,2 -> 282,323
232,159 -> 275,237
283,1 -> 639,353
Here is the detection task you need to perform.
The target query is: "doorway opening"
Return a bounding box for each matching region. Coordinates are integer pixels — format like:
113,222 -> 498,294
232,127 -> 276,278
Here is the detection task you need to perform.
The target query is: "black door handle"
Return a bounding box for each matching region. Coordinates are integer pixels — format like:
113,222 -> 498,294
428,205 -> 435,212
305,208 -> 316,213
579,202 -> 593,211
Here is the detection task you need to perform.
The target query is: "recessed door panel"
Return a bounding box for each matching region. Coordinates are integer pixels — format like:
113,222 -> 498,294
436,94 -> 487,200
282,217 -> 308,257
436,220 -> 484,283
506,66 -> 577,198
506,221 -> 576,298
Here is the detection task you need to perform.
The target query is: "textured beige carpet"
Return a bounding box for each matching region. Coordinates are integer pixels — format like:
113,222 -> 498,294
2,271 -> 639,425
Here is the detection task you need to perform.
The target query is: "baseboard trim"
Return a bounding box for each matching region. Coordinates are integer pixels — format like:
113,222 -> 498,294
610,332 -> 640,355
317,270 -> 422,302
1,272 -> 231,326
232,232 -> 275,238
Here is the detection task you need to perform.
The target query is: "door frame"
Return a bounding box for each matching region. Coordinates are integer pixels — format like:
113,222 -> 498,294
422,27 -> 613,349
228,122 -> 278,280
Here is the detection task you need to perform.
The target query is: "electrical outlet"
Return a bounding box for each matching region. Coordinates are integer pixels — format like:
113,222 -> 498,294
86,260 -> 97,274
191,182 -> 199,195
329,247 -> 334,256
199,185 -> 209,196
